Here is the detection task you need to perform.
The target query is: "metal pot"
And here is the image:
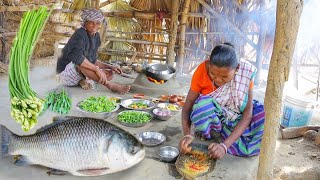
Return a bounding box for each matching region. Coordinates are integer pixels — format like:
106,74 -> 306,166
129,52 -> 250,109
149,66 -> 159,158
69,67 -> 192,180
145,63 -> 176,81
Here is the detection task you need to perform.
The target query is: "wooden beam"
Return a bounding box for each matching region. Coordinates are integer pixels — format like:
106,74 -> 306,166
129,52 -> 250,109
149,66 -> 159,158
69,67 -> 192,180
177,0 -> 191,74
257,0 -> 303,179
167,0 -> 179,66
102,52 -> 166,61
103,11 -> 170,20
196,0 -> 257,49
103,48 -> 166,57
105,37 -> 169,47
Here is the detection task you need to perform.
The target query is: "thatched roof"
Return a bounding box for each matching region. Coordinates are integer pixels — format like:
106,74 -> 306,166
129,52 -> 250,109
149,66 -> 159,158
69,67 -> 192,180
0,0 -> 275,74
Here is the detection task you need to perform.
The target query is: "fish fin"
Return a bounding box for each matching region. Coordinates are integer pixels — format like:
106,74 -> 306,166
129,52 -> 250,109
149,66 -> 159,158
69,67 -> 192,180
36,116 -> 75,133
76,168 -> 110,176
47,169 -> 69,176
1,125 -> 13,158
14,155 -> 34,166
52,116 -> 77,122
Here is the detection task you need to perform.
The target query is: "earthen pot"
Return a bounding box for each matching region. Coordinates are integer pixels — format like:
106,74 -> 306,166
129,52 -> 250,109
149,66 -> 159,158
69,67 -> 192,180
177,95 -> 185,102
169,95 -> 178,103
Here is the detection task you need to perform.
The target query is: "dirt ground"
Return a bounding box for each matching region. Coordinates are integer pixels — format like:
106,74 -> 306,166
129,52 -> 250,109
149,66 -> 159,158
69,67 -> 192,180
1,58 -> 320,179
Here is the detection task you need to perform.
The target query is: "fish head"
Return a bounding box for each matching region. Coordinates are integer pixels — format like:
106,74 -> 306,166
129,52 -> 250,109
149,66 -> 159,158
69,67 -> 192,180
104,130 -> 145,172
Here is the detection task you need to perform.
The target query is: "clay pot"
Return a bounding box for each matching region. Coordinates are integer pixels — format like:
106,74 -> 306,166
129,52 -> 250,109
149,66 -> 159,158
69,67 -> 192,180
177,95 -> 185,102
176,101 -> 185,107
133,94 -> 145,99
169,95 -> 178,103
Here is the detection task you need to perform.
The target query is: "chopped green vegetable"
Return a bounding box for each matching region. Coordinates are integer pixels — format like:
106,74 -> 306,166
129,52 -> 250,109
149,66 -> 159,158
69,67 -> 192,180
118,111 -> 152,123
80,96 -> 117,113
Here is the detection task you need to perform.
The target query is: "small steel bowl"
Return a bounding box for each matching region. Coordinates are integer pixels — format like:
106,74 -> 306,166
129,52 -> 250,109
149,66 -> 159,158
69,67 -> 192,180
117,110 -> 153,128
152,108 -> 173,121
137,131 -> 166,147
158,146 -> 180,163
76,102 -> 120,119
121,99 -> 155,111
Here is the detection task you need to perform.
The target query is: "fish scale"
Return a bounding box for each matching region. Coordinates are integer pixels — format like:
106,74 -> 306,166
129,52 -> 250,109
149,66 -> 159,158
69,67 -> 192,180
1,117 -> 145,176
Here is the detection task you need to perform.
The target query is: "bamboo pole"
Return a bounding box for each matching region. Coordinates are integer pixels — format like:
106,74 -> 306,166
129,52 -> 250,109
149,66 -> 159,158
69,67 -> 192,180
103,48 -> 167,57
257,0 -> 303,179
196,0 -> 257,49
106,31 -> 236,35
103,52 -> 166,61
177,0 -> 191,74
103,11 -> 170,20
167,0 -> 179,66
105,37 -> 169,47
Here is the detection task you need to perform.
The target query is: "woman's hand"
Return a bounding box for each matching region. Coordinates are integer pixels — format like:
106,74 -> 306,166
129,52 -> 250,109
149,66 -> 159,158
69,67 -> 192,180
112,65 -> 122,74
208,143 -> 226,159
179,136 -> 193,154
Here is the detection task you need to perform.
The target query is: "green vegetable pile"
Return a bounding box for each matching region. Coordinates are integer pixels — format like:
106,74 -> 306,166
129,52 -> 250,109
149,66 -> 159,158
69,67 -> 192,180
118,111 -> 152,123
9,7 -> 50,132
79,96 -> 117,113
43,89 -> 72,114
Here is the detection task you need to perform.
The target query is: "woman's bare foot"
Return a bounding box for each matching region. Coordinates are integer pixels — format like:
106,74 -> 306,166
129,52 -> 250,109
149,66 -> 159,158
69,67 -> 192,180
107,82 -> 131,94
79,79 -> 92,90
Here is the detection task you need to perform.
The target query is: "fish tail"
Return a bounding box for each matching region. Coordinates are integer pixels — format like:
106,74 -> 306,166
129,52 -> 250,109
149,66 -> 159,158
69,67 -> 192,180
1,125 -> 13,158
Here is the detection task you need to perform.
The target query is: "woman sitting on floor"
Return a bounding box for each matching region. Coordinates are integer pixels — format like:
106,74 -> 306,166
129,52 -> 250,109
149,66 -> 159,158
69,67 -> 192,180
179,43 -> 265,159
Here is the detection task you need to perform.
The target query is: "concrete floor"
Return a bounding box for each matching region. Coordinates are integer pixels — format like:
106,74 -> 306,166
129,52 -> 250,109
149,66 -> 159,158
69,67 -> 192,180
0,64 -> 259,180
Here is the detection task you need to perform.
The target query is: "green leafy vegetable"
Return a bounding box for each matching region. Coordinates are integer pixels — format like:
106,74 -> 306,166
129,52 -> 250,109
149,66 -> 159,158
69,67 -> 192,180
118,111 -> 152,123
43,89 -> 72,114
80,96 -> 117,113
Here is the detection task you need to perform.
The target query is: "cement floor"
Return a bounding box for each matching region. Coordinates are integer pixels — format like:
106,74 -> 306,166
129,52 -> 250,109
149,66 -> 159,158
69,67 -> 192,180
0,64 -> 259,180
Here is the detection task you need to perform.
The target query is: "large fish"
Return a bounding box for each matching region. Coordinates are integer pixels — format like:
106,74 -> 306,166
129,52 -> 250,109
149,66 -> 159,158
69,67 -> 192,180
1,116 -> 145,176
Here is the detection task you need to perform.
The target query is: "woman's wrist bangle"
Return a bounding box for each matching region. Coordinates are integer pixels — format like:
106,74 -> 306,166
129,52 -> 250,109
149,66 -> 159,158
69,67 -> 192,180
220,143 -> 228,154
182,135 -> 194,140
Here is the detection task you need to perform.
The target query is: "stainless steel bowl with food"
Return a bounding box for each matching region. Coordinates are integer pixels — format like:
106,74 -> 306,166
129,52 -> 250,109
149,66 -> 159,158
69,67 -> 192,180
76,96 -> 120,119
121,99 -> 155,110
157,103 -> 181,113
137,131 -> 166,147
117,110 -> 153,127
152,108 -> 173,121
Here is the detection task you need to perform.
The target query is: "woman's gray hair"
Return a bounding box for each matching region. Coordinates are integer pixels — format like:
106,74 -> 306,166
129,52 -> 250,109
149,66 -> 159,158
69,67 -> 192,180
209,43 -> 239,69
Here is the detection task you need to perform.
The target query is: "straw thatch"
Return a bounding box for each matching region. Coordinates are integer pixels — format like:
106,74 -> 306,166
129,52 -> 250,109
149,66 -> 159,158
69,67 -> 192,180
0,0 -> 274,74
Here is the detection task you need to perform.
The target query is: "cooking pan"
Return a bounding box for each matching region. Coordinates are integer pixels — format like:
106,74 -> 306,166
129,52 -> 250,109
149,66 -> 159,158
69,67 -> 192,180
145,63 -> 176,81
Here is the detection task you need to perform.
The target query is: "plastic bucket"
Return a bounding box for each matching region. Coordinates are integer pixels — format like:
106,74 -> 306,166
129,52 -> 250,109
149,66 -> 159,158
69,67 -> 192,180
280,95 -> 316,127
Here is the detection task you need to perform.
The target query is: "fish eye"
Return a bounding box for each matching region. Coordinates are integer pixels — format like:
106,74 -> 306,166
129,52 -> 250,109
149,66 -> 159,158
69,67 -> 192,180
130,146 -> 139,154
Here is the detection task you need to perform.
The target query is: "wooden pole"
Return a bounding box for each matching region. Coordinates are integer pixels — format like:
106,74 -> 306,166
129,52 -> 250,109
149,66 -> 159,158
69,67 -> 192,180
177,0 -> 191,74
167,0 -> 179,66
257,1 -> 303,179
0,12 -> 6,63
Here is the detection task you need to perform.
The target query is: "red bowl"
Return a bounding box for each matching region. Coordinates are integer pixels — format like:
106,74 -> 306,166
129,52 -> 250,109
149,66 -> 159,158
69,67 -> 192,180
133,94 -> 145,99
176,101 -> 185,107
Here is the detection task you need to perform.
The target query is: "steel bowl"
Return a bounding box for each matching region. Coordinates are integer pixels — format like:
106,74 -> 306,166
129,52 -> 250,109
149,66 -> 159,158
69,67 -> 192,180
117,110 -> 153,128
137,131 -> 166,147
158,146 -> 180,163
145,64 -> 176,81
76,102 -> 120,119
152,108 -> 173,121
157,103 -> 181,114
121,99 -> 155,110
